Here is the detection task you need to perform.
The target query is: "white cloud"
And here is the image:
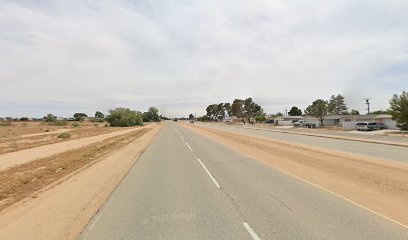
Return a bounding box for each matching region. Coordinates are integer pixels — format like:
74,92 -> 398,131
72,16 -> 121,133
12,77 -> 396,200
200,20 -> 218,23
1,0 -> 407,117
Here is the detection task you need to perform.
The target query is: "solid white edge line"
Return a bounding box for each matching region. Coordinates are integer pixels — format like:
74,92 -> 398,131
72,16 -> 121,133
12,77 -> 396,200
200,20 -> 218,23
185,142 -> 193,152
197,157 -> 221,188
243,222 -> 261,240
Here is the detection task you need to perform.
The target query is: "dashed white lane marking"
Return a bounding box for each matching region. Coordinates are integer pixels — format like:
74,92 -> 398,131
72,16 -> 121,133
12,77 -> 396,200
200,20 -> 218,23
243,222 -> 261,240
180,136 -> 185,141
185,142 -> 193,152
197,157 -> 220,188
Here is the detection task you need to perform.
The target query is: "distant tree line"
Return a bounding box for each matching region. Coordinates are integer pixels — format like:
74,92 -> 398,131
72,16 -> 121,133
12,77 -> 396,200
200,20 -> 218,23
198,91 -> 407,130
204,97 -> 264,124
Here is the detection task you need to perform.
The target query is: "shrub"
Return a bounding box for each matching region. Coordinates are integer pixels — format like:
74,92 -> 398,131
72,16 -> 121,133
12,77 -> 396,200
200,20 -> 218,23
19,117 -> 29,121
57,132 -> 71,139
105,107 -> 144,127
72,122 -> 80,127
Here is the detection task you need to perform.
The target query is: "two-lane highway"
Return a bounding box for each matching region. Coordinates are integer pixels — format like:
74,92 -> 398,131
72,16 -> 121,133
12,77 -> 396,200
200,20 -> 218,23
79,122 -> 408,239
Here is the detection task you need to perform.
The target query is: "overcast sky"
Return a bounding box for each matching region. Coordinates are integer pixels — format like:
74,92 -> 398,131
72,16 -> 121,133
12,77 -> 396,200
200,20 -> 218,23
1,0 -> 407,118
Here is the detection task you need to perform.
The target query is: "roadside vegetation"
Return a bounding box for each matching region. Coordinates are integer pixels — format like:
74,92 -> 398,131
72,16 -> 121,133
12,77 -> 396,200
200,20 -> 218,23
198,91 -> 407,130
389,91 -> 408,130
105,108 -> 144,127
204,98 -> 264,124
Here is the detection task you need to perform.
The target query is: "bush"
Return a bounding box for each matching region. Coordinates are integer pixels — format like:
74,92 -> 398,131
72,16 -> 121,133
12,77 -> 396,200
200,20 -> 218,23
72,122 -> 80,127
57,132 -> 71,139
105,107 -> 144,127
19,117 -> 29,121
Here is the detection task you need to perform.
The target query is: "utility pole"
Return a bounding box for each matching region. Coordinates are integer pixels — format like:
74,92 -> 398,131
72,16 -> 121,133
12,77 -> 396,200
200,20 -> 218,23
364,98 -> 371,114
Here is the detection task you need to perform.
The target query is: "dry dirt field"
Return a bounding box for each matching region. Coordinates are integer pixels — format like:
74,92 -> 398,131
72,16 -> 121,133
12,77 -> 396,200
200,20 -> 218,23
0,121 -> 121,154
0,122 -> 162,240
183,123 -> 408,227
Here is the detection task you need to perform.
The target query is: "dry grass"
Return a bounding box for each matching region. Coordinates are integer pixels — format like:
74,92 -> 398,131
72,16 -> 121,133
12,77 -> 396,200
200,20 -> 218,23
0,121 -> 124,154
0,127 -> 151,211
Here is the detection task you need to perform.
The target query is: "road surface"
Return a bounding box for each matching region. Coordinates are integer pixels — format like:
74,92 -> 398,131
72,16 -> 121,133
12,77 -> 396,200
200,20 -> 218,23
195,123 -> 408,164
79,122 -> 408,239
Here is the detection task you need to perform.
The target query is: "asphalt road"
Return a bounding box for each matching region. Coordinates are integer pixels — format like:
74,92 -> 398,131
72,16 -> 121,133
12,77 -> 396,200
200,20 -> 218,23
195,122 -> 408,164
79,122 -> 408,240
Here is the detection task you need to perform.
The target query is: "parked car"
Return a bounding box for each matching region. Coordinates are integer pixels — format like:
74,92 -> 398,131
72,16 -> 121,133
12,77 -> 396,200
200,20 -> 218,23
293,120 -> 316,128
356,122 -> 382,131
377,123 -> 386,129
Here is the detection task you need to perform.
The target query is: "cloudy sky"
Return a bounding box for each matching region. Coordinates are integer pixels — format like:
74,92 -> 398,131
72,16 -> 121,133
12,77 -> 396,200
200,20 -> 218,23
1,0 -> 407,118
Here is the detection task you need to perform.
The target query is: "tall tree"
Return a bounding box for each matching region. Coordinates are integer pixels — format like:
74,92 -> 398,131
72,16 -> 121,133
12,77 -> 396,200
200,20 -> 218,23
328,94 -> 348,115
389,91 -> 408,130
231,99 -> 246,124
216,103 -> 226,120
73,113 -> 87,121
350,109 -> 360,115
189,113 -> 194,120
243,97 -> 262,124
288,106 -> 302,116
95,111 -> 105,119
206,104 -> 218,120
305,99 -> 328,127
223,103 -> 232,117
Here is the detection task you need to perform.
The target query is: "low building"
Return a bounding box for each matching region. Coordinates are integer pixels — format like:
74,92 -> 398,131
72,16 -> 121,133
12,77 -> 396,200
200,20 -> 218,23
274,116 -> 303,126
288,114 -> 398,130
340,114 -> 398,130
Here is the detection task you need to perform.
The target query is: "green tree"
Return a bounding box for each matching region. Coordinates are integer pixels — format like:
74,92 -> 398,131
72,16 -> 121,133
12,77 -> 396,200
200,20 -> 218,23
371,110 -> 389,115
105,108 -> 143,127
243,98 -> 262,124
143,107 -> 160,122
328,94 -> 348,115
224,103 -> 232,117
73,113 -> 88,121
148,106 -> 160,122
95,111 -> 105,119
389,91 -> 408,130
255,115 -> 266,123
44,114 -> 57,122
350,109 -> 360,115
231,99 -> 246,124
305,99 -> 328,127
288,106 -> 302,116
201,115 -> 209,122
275,112 -> 284,117
189,113 -> 194,120
206,104 -> 218,121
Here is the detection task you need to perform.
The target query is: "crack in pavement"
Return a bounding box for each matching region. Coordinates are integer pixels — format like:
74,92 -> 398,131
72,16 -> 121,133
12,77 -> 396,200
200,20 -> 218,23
268,193 -> 292,211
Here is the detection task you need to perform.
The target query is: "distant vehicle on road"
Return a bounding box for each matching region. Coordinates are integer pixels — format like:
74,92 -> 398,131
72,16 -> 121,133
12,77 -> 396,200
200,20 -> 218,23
356,122 -> 384,131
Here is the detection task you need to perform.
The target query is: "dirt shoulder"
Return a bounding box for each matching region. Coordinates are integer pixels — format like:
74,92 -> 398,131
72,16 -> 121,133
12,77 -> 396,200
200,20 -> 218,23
0,126 -> 149,171
200,122 -> 408,147
0,123 -> 162,240
182,123 -> 408,228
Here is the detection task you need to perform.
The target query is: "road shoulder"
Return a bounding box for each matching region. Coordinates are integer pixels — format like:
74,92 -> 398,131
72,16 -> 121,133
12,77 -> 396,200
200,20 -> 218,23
0,124 -> 162,240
